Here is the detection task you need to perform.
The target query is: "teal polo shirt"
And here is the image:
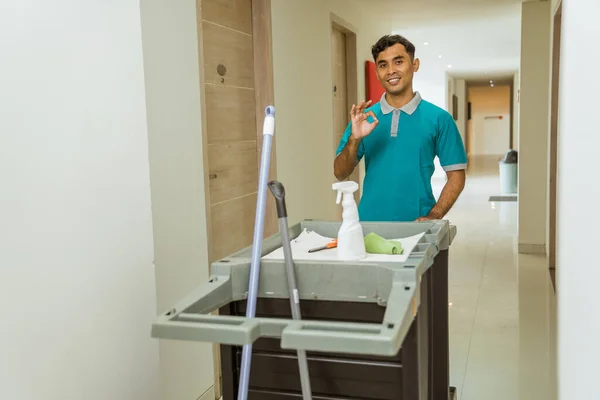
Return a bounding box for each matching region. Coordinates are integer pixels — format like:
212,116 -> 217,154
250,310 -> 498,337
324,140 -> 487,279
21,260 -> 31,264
336,92 -> 467,222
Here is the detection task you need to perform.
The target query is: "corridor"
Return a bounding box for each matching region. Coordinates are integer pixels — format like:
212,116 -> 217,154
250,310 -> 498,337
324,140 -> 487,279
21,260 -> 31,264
434,157 -> 557,400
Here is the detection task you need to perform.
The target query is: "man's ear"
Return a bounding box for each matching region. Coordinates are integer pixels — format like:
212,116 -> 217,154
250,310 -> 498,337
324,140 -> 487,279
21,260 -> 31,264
413,58 -> 420,72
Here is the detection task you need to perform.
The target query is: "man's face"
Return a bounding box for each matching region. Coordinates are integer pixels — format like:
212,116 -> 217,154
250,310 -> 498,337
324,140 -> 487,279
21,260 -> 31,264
375,43 -> 419,96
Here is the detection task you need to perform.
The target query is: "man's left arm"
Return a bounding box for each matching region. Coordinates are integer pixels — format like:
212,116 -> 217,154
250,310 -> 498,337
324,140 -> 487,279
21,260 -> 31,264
417,170 -> 465,221
417,114 -> 468,221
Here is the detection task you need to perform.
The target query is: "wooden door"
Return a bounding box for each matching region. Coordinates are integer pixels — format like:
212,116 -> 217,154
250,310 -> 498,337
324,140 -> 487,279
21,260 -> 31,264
200,0 -> 276,262
197,0 -> 276,397
331,25 -> 360,206
549,2 -> 562,274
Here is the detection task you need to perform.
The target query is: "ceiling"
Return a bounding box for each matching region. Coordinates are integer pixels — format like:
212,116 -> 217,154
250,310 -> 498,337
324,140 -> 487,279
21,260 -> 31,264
359,0 -> 524,80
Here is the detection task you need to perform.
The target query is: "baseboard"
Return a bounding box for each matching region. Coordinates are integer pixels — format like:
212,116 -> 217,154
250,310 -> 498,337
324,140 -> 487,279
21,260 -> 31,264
518,243 -> 546,254
197,386 -> 215,400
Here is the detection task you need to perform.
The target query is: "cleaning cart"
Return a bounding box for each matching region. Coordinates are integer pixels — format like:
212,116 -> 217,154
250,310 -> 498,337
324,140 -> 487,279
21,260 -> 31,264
151,219 -> 457,400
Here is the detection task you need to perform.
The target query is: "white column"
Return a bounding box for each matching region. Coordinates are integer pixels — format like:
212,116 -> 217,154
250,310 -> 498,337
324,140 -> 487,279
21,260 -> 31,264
512,71 -> 520,152
140,1 -> 215,399
557,0 -> 600,398
517,1 -> 551,254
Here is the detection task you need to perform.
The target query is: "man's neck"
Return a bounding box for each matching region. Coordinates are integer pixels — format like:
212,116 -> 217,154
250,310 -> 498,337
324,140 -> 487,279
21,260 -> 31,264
385,89 -> 415,109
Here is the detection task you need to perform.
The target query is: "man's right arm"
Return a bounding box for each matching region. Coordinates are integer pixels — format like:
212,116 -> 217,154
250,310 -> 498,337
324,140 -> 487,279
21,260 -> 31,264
334,136 -> 361,181
334,100 -> 376,180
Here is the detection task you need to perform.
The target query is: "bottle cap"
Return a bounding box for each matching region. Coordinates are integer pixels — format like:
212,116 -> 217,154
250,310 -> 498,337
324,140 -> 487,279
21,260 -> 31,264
332,181 -> 359,204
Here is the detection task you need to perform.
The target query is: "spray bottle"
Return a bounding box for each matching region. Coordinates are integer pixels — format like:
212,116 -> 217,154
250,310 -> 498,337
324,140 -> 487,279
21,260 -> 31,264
332,181 -> 366,261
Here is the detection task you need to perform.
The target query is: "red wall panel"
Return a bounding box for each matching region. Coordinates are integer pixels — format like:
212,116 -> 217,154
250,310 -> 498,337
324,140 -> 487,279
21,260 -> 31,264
365,60 -> 385,104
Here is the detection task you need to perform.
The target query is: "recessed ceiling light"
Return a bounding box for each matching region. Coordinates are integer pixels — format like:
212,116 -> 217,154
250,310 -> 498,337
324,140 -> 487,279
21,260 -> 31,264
447,64 -> 452,68
424,42 -> 429,45
438,55 -> 443,58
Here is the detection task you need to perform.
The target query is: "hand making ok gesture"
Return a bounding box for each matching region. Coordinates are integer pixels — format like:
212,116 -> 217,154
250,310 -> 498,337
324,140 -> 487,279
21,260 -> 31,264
350,100 -> 379,140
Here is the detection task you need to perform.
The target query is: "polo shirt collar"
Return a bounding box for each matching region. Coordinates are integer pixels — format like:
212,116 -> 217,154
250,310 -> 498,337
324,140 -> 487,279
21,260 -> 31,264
380,91 -> 422,115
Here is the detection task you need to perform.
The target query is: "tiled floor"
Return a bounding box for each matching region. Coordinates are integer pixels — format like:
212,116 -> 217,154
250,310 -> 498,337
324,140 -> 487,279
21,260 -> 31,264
433,157 -> 557,400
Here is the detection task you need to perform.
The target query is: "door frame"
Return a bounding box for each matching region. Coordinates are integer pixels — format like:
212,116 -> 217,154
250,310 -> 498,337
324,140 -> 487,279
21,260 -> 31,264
195,1 -> 276,398
549,0 -> 562,275
330,13 -> 360,198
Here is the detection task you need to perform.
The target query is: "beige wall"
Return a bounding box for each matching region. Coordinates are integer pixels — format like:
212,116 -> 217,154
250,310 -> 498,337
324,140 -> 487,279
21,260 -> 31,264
513,70 -> 520,151
456,79 -> 467,145
467,85 -> 511,156
445,76 -> 467,167
271,0 -> 387,224
546,0 -> 562,260
140,1 -> 215,399
518,1 -> 551,254
447,76 -> 468,143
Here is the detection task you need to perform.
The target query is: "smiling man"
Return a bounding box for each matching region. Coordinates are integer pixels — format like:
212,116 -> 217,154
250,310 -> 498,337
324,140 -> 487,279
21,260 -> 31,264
333,34 -> 467,222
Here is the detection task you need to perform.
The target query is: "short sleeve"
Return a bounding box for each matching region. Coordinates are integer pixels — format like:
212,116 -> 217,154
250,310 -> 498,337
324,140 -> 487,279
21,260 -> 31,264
436,114 -> 468,171
336,121 -> 365,163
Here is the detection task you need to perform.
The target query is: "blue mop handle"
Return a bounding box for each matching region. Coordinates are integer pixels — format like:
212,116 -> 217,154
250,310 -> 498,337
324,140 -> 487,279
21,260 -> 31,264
237,105 -> 275,400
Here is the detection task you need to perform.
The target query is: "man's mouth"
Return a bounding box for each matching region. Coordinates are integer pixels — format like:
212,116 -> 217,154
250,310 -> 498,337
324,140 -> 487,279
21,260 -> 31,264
387,77 -> 401,85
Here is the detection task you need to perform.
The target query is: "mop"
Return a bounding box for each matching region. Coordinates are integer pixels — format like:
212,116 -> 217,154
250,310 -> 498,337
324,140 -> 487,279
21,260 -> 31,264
268,180 -> 313,400
237,105 -> 276,400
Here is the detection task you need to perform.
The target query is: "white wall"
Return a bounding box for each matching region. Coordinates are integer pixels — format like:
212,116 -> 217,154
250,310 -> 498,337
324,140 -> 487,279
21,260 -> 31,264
271,0 -> 374,224
0,1 -> 160,399
517,1 -> 551,254
140,1 -> 214,399
513,70 -> 521,151
557,1 -> 600,399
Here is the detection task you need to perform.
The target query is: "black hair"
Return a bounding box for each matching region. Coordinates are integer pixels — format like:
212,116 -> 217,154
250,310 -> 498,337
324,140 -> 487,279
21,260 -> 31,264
371,34 -> 416,61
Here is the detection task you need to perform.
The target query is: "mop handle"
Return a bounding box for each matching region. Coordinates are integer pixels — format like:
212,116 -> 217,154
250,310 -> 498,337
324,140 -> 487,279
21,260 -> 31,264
268,180 -> 313,400
237,106 -> 275,400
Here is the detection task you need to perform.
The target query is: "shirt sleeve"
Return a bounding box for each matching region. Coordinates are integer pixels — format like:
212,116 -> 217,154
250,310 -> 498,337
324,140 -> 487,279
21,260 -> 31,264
336,121 -> 365,162
436,113 -> 468,171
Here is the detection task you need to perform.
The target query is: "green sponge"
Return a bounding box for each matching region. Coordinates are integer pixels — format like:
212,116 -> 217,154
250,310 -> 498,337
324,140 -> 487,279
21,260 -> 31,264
364,232 -> 404,255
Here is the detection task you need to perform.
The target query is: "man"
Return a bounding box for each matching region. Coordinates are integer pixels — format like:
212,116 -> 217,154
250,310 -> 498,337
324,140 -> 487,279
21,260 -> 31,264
333,34 -> 467,222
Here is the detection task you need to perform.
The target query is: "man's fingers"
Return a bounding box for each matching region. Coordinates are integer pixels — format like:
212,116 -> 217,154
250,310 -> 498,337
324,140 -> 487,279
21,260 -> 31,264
355,101 -> 363,114
365,111 -> 379,127
354,114 -> 366,124
365,110 -> 378,122
359,100 -> 373,114
351,100 -> 374,123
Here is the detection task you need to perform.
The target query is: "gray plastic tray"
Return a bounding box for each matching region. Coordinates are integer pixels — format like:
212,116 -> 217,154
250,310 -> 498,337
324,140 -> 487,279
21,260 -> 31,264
151,219 -> 455,356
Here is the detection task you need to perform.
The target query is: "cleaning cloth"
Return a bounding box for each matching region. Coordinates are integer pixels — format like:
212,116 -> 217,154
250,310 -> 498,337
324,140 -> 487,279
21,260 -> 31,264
364,232 -> 404,255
